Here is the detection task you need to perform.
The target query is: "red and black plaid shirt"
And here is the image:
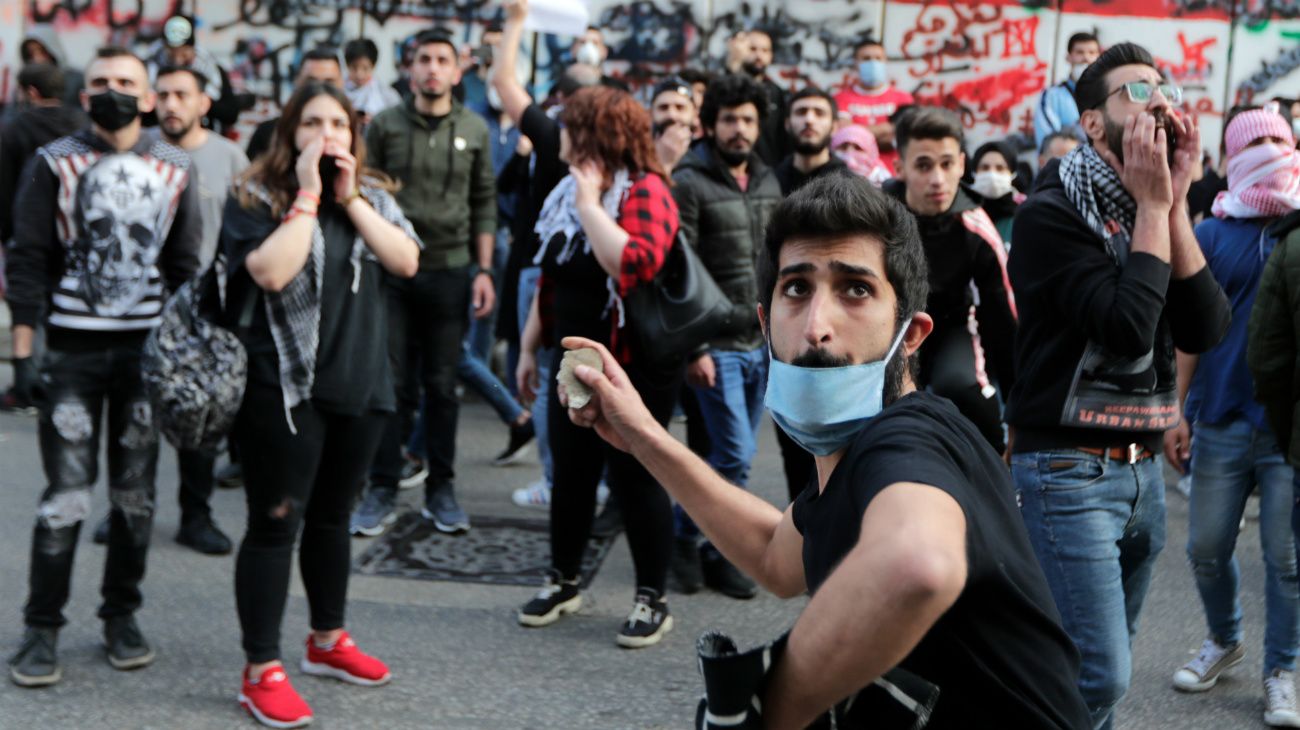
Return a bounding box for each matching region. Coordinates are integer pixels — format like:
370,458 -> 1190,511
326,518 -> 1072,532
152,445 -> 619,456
617,174 -> 678,295
538,173 -> 679,362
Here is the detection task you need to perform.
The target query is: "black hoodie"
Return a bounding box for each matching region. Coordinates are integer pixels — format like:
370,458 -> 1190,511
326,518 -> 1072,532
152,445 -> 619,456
1004,159 -> 1230,453
0,103 -> 87,241
885,179 -> 1019,388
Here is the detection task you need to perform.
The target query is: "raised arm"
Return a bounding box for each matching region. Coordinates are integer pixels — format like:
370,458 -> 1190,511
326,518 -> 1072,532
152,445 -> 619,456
493,0 -> 534,127
564,337 -> 808,597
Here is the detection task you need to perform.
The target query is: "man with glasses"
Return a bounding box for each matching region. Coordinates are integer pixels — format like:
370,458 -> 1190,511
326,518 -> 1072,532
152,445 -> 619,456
1005,43 -> 1230,728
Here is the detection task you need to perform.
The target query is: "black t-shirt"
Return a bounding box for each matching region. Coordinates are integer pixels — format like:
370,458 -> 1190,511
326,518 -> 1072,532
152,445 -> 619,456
791,392 -> 1090,729
220,196 -> 394,416
420,113 -> 448,132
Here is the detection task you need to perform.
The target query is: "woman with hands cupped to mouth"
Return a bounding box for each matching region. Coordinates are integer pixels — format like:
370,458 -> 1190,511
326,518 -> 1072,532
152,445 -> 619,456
219,81 -> 422,728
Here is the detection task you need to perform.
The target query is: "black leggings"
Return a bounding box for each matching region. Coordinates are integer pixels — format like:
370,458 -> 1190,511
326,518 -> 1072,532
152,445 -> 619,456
233,384 -> 385,663
548,351 -> 681,594
918,322 -> 1005,453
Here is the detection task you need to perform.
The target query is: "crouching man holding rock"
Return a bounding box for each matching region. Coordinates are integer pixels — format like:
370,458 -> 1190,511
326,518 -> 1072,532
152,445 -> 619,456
558,175 -> 1092,729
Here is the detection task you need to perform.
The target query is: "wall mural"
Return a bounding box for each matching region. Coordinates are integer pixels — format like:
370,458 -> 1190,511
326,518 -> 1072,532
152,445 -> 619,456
7,0 -> 1300,156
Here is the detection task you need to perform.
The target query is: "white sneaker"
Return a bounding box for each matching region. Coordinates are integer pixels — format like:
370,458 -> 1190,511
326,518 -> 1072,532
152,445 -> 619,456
511,479 -> 608,509
1266,670 -> 1300,727
511,479 -> 551,509
1173,639 -> 1245,692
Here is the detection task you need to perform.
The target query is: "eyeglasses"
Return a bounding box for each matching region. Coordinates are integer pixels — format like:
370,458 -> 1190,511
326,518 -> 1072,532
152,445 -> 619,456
1096,80 -> 1183,107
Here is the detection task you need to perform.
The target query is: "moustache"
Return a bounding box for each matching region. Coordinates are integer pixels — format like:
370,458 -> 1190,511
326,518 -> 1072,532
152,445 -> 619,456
790,348 -> 853,369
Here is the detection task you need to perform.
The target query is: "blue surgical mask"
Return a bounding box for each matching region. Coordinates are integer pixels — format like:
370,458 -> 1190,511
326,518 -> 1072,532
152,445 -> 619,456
857,60 -> 887,89
764,327 -> 908,457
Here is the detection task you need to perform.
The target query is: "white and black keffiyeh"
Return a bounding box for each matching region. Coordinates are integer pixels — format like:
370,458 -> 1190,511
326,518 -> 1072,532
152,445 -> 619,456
533,169 -> 633,266
532,168 -> 635,325
246,180 -> 421,431
1058,144 -> 1138,263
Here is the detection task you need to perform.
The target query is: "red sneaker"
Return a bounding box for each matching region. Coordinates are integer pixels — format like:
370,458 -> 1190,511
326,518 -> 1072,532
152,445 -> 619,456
300,631 -> 391,686
238,665 -> 313,728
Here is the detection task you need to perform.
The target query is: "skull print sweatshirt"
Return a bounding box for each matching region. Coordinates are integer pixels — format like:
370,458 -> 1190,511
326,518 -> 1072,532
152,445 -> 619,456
7,128 -> 202,343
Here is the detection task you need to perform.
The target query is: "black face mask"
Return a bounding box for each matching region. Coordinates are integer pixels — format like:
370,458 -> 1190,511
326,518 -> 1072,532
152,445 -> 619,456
318,155 -> 340,197
87,88 -> 140,131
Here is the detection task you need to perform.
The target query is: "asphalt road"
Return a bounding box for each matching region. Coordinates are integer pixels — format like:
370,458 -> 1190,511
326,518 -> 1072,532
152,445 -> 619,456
0,392 -> 1282,729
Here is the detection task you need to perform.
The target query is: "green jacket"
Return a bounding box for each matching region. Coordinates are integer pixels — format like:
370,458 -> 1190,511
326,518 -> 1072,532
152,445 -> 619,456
365,98 -> 495,270
1248,210 -> 1300,466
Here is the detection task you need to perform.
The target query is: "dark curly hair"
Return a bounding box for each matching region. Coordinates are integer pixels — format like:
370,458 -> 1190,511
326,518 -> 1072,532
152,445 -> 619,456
700,73 -> 769,130
560,86 -> 667,183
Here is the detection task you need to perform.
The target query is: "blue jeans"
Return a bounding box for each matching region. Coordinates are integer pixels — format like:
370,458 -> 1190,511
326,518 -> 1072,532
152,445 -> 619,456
1187,419 -> 1299,673
677,348 -> 768,543
1012,450 -> 1167,730
518,266 -> 552,484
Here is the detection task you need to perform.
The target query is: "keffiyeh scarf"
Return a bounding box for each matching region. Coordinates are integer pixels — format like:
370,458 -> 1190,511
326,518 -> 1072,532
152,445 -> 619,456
1058,144 -> 1138,264
246,181 -> 420,431
1212,143 -> 1300,220
533,169 -> 634,325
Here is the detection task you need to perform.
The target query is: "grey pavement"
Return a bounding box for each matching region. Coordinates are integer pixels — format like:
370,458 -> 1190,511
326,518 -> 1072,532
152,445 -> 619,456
0,387 -> 1283,729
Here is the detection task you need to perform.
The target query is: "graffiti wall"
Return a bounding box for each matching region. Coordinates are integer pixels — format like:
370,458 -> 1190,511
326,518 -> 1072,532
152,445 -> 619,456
6,0 -> 1300,153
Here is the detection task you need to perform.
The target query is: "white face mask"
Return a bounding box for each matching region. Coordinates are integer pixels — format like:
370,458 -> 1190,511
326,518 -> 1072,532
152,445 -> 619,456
1069,62 -> 1088,81
972,170 -> 1015,200
575,41 -> 602,67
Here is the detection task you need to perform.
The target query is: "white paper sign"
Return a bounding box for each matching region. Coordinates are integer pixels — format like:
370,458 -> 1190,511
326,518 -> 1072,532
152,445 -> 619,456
524,0 -> 590,38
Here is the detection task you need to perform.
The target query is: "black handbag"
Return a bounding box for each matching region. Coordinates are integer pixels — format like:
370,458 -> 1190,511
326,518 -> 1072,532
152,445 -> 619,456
623,231 -> 732,364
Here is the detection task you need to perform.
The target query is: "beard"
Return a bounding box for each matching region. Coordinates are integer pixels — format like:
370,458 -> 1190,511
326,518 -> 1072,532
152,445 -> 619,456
160,117 -> 194,144
794,132 -> 831,157
417,84 -> 448,101
715,137 -> 753,166
1104,110 -> 1178,167
742,60 -> 766,77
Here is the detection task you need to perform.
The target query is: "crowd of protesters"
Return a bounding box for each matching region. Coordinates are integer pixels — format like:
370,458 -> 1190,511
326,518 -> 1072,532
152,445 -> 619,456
4,3 -> 1300,728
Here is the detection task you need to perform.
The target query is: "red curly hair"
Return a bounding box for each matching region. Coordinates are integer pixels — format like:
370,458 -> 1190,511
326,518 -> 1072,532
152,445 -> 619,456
561,86 -> 668,184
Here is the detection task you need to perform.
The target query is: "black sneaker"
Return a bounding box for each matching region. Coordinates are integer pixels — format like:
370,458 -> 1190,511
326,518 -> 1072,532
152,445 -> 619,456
702,552 -> 758,600
518,570 -> 582,627
398,458 -> 428,490
8,627 -> 59,687
617,589 -> 673,649
92,514 -> 111,545
492,420 -> 536,466
176,517 -> 233,555
216,461 -> 244,489
670,537 -> 703,594
591,497 -> 623,538
0,388 -> 37,416
422,483 -> 470,534
103,615 -> 154,670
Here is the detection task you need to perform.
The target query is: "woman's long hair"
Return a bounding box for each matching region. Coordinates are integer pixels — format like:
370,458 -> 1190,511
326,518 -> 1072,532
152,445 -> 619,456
237,82 -> 395,217
561,86 -> 668,185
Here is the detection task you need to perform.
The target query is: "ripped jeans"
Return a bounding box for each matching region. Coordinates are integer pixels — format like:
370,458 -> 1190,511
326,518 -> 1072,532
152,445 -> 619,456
25,341 -> 159,629
233,383 -> 386,663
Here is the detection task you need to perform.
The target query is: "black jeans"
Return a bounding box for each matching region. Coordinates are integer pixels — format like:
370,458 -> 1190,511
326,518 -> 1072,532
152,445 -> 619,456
233,384 -> 385,663
371,267 -> 471,491
918,321 -> 1006,453
177,448 -> 216,525
25,341 -> 159,629
549,351 -> 681,593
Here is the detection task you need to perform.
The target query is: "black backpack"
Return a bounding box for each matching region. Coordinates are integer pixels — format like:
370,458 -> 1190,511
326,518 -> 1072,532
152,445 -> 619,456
142,256 -> 254,452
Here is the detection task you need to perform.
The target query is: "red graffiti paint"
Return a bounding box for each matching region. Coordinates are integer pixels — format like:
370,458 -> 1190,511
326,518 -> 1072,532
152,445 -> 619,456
1155,32 -> 1218,83
914,64 -> 1047,130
